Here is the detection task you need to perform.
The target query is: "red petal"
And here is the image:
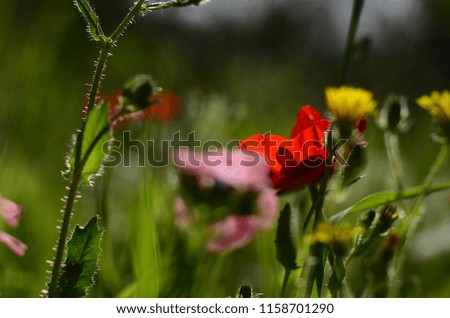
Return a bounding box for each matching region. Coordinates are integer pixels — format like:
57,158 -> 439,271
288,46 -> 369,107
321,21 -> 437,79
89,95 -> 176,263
241,106 -> 331,190
106,91 -> 124,119
290,105 -> 325,138
145,92 -> 182,121
273,161 -> 327,189
239,134 -> 287,174
355,117 -> 367,137
111,92 -> 182,131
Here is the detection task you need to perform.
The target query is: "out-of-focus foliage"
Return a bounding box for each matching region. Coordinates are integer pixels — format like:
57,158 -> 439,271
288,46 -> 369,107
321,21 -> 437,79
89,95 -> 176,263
0,0 -> 449,297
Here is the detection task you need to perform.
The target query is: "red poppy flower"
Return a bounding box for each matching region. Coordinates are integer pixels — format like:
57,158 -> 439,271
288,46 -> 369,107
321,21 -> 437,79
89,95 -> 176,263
239,106 -> 331,190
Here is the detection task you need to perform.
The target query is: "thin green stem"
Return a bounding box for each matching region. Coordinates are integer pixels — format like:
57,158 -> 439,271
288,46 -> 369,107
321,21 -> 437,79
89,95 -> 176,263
85,43 -> 111,117
302,180 -> 329,298
74,42 -> 110,173
303,185 -> 318,232
146,0 -> 199,11
47,0 -> 147,297
384,132 -> 404,194
47,168 -> 82,297
110,0 -> 147,42
340,0 -> 365,85
47,43 -> 111,297
389,143 -> 448,296
147,0 -> 181,11
301,138 -> 335,298
345,228 -> 377,265
280,268 -> 291,298
302,244 -> 324,298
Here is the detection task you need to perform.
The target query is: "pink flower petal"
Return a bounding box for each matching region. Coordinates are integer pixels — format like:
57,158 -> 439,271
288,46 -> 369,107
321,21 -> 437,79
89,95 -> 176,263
173,149 -> 271,191
174,149 -> 279,253
173,197 -> 192,229
0,195 -> 22,228
253,189 -> 278,230
207,215 -> 256,253
207,190 -> 278,253
0,231 -> 27,257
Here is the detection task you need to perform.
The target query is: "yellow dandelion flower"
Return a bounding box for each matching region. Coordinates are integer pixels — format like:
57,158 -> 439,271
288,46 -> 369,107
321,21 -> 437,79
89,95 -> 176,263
310,222 -> 362,256
325,86 -> 377,123
416,90 -> 450,122
310,223 -> 361,245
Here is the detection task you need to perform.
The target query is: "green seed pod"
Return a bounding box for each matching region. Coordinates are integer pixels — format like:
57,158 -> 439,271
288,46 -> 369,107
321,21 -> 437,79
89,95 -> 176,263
342,141 -> 367,186
379,95 -> 410,133
123,74 -> 156,110
275,204 -> 299,271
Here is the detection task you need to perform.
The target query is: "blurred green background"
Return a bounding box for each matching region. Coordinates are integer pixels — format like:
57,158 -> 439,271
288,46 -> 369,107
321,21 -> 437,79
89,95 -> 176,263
0,0 -> 449,297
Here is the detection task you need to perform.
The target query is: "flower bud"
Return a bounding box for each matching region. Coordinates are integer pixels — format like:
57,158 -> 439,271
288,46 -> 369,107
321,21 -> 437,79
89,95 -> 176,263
123,74 -> 156,110
235,284 -> 260,298
358,209 -> 376,230
342,141 -> 367,186
376,204 -> 398,234
379,95 -> 410,133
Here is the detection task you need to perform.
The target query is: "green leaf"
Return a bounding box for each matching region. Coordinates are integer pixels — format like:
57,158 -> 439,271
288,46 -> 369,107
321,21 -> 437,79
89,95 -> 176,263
275,204 -> 299,270
330,181 -> 450,223
58,216 -> 103,297
74,0 -> 102,41
64,101 -> 112,185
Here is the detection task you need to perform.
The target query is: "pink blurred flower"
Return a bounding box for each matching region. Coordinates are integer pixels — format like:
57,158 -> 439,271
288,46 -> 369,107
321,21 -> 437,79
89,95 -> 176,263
0,195 -> 27,257
173,149 -> 278,253
173,148 -> 271,191
206,189 -> 278,253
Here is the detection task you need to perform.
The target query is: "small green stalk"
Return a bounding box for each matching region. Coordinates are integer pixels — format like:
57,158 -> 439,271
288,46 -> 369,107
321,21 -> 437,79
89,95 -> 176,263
301,137 -> 335,298
280,269 -> 291,298
47,43 -> 110,297
299,0 -> 366,298
389,143 -> 448,296
47,0 -> 147,297
110,0 -> 146,42
384,131 -> 405,194
340,0 -> 365,85
303,185 -> 318,232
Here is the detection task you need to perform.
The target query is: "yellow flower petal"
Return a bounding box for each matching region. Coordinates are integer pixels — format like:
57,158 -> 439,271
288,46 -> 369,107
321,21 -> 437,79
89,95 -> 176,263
416,90 -> 450,122
310,222 -> 362,246
325,86 -> 377,123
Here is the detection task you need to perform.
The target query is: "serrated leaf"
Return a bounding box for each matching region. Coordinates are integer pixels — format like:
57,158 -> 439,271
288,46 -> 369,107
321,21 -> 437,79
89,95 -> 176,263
74,0 -> 102,41
65,101 -> 112,185
275,204 -> 299,270
58,216 -> 103,297
330,181 -> 450,223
